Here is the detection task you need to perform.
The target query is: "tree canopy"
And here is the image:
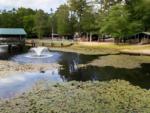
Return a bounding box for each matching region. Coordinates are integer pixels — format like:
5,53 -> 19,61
55,5 -> 70,36
0,0 -> 149,39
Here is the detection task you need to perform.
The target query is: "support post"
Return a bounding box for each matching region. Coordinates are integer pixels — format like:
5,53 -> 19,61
18,44 -> 24,52
8,44 -> 12,53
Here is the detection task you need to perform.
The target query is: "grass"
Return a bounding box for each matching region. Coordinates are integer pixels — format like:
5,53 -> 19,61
50,41 -> 150,55
1,80 -> 150,113
86,54 -> 150,69
51,43 -> 118,55
26,39 -> 150,55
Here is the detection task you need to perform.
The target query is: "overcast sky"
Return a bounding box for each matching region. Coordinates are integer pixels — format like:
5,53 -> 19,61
0,0 -> 67,13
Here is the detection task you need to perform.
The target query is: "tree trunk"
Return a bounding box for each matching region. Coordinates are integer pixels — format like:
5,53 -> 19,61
90,32 -> 92,42
86,32 -> 89,41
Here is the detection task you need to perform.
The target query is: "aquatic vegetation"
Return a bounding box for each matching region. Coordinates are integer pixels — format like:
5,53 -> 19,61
0,80 -> 150,113
88,55 -> 150,69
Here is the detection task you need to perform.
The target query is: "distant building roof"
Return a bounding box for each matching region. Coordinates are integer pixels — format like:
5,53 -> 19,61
134,32 -> 150,36
143,32 -> 150,35
127,32 -> 150,39
0,28 -> 27,35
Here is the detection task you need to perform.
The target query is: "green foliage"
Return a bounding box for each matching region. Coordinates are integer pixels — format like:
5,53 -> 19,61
68,0 -> 89,32
16,8 -> 35,27
55,5 -> 70,36
1,80 -> 150,113
0,10 -> 17,28
96,0 -> 123,12
0,8 -> 37,38
127,0 -> 150,31
49,14 -> 57,35
69,13 -> 78,35
99,4 -> 143,38
23,15 -> 35,38
34,10 -> 49,39
68,0 -> 87,17
80,7 -> 97,33
0,0 -> 149,39
0,8 -> 50,38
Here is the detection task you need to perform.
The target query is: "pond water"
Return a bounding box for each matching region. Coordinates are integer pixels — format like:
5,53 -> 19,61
0,47 -> 150,99
0,70 -> 62,98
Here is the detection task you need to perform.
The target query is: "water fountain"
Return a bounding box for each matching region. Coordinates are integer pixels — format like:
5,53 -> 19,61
26,47 -> 53,58
30,47 -> 49,56
11,46 -> 61,64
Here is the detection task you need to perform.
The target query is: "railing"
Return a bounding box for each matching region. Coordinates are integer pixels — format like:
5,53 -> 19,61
0,38 -> 25,45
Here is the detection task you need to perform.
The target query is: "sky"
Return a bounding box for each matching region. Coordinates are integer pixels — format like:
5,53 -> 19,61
0,0 -> 67,13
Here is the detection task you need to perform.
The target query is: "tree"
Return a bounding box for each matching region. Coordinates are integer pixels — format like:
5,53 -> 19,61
23,15 -> 35,38
80,6 -> 98,41
68,0 -> 88,32
69,12 -> 78,35
0,0 -> 149,40
99,4 -> 143,41
56,5 -> 70,36
0,9 -> 17,28
126,0 -> 150,31
34,10 -> 49,38
95,0 -> 124,12
16,8 -> 35,27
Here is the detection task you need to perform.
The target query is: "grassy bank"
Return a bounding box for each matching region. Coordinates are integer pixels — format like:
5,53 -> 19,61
1,80 -> 150,113
50,43 -> 118,55
26,39 -> 150,55
50,42 -> 150,55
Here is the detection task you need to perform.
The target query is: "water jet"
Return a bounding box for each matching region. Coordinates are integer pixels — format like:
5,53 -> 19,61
11,46 -> 61,64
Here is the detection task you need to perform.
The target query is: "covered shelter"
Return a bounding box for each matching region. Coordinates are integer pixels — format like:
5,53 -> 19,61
124,32 -> 150,44
0,28 -> 26,45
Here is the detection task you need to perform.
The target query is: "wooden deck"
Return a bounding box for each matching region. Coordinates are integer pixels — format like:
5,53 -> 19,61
0,38 -> 25,45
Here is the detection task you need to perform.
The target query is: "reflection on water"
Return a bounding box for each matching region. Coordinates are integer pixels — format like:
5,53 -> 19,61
58,52 -> 150,89
0,45 -> 8,53
60,63 -> 150,88
0,69 -> 62,99
0,49 -> 150,99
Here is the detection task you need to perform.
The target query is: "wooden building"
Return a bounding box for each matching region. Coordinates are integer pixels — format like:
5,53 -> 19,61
122,32 -> 150,44
0,28 -> 26,45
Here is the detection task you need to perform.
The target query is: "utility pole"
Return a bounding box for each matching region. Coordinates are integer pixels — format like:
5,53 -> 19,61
50,8 -> 54,40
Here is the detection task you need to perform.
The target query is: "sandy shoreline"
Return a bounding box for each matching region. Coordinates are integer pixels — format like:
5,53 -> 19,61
120,49 -> 150,56
0,60 -> 60,77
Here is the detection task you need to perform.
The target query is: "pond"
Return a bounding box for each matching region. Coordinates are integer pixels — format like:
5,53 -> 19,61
0,46 -> 150,99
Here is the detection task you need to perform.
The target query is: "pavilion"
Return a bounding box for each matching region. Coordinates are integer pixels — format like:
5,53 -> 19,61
0,28 -> 26,45
125,32 -> 150,44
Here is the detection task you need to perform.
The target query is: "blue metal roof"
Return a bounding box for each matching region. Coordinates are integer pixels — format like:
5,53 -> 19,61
0,28 -> 27,35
